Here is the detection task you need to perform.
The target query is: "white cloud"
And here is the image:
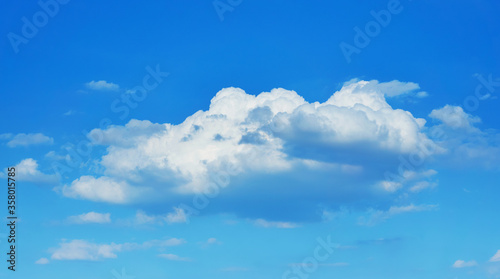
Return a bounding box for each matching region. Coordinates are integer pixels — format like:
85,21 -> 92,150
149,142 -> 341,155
220,267 -> 249,272
131,208 -> 188,226
61,80 -> 445,222
63,110 -> 76,116
290,262 -> 349,267
158,254 -> 191,261
68,212 -> 111,224
35,258 -> 49,264
2,133 -> 53,147
50,238 -> 184,261
15,158 -> 58,184
85,80 -> 119,91
409,181 -> 437,193
200,237 -> 221,248
453,260 -> 478,268
416,91 -> 429,98
490,250 -> 500,262
378,180 -> 402,192
165,207 -> 188,224
360,204 -> 437,226
253,218 -> 299,229
207,237 -> 218,244
429,105 -> 480,130
61,176 -> 147,204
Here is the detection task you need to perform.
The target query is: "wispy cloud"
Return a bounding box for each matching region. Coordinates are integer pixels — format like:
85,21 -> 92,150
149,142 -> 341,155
1,133 -> 53,147
253,219 -> 299,229
85,80 -> 119,91
158,254 -> 191,262
35,258 -> 50,264
359,204 -> 437,226
490,250 -> 500,262
67,212 -> 111,224
452,260 -> 477,268
49,238 -> 185,261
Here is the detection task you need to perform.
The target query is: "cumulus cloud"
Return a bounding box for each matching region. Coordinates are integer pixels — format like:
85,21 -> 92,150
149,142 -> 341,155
429,105 -> 481,130
453,260 -> 478,268
67,212 -> 111,224
359,204 -> 437,226
50,238 -> 184,261
61,80 -> 442,221
1,133 -> 53,147
15,158 -> 58,184
428,105 -> 500,168
490,250 -> 500,262
61,176 -> 148,204
85,80 -> 119,91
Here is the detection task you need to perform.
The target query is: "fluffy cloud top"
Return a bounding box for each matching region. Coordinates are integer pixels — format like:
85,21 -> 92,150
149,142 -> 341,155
61,80 -> 440,221
15,158 -> 58,184
429,105 -> 480,130
85,80 -> 119,91
1,133 -> 53,147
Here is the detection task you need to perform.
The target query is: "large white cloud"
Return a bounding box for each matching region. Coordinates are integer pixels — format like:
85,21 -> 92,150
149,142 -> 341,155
61,80 -> 441,221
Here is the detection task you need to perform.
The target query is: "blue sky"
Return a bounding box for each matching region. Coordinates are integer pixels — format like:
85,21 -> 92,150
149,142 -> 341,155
1,0 -> 500,278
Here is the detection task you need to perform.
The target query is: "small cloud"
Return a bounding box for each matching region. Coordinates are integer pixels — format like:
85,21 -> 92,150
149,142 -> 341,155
158,254 -> 191,262
207,237 -> 218,244
490,250 -> 500,262
45,151 -> 67,161
290,262 -> 349,267
220,267 -> 249,272
452,260 -> 477,268
165,207 -> 188,224
85,80 -> 119,91
409,181 -> 437,193
50,238 -> 185,261
2,133 -> 53,147
200,237 -> 222,248
67,212 -> 111,224
253,218 -> 299,229
429,105 -> 481,130
416,91 -> 429,98
359,204 -> 437,226
63,110 -> 76,116
378,180 -> 402,192
35,258 -> 49,264
14,158 -> 58,184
